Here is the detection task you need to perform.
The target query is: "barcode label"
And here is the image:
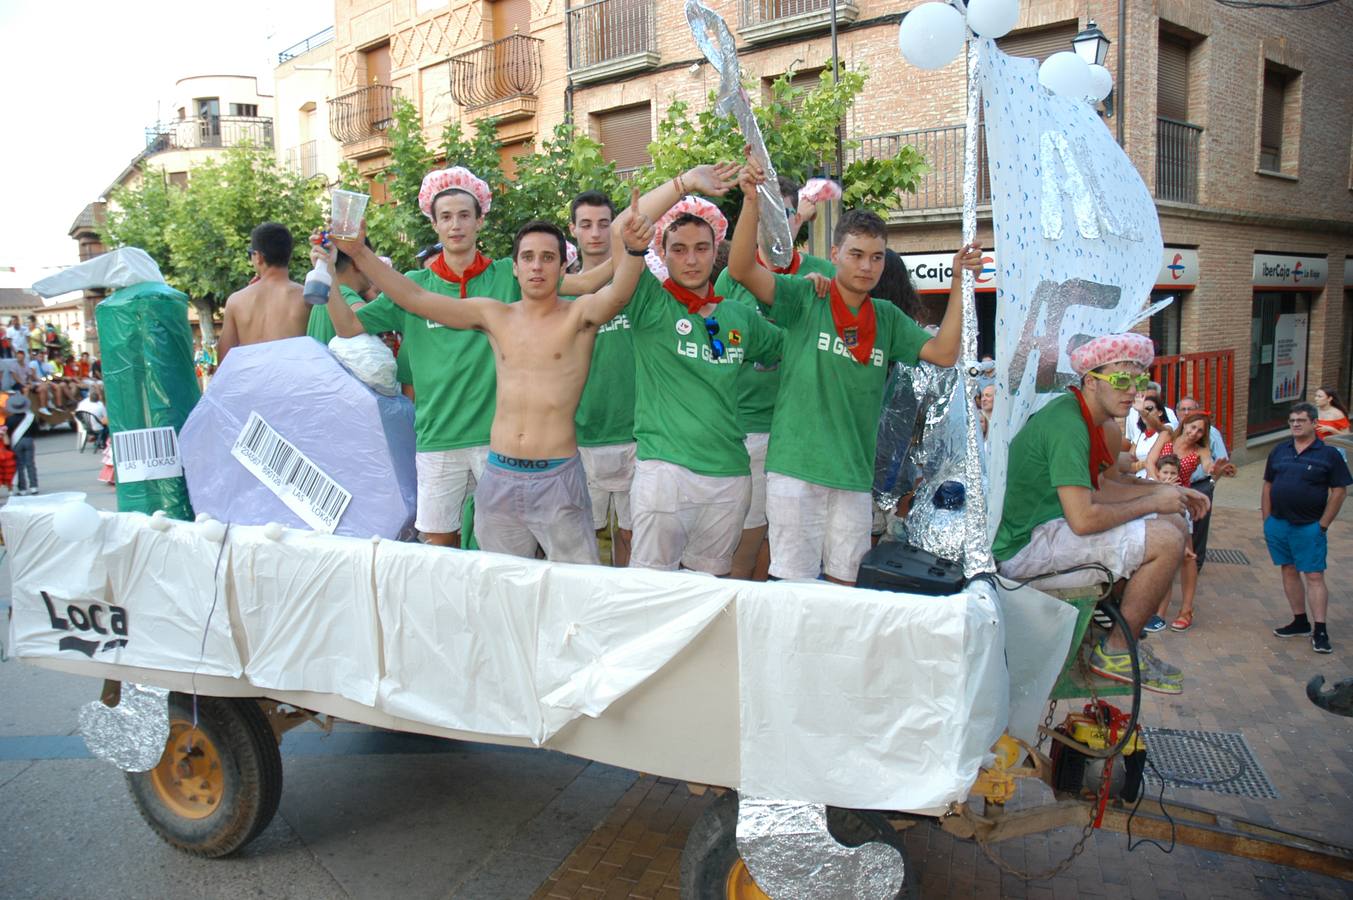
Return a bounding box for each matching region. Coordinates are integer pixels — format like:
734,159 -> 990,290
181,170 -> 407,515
112,427 -> 183,483
230,412 -> 351,533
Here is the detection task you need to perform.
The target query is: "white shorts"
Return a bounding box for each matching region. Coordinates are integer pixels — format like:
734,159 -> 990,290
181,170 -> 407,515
415,446 -> 488,534
766,473 -> 873,582
630,458 -> 750,576
743,432 -> 771,529
474,455 -> 599,564
997,516 -> 1147,584
578,442 -> 636,531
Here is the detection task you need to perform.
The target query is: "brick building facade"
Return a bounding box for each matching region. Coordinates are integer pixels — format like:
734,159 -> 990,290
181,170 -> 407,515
317,0 -> 1352,455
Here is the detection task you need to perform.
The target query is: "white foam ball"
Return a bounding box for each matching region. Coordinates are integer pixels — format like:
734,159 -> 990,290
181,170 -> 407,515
199,519 -> 227,542
195,512 -> 211,523
1038,51 -> 1092,99
966,0 -> 1019,38
897,3 -> 965,70
1086,63 -> 1114,101
148,511 -> 171,532
53,502 -> 102,542
263,522 -> 284,541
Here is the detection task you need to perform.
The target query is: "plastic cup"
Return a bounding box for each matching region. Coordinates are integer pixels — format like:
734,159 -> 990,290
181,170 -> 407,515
330,190 -> 369,240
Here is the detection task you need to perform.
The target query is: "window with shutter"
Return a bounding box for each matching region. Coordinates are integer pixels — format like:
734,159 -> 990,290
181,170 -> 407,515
1259,67 -> 1286,172
595,104 -> 652,174
1157,35 -> 1189,122
996,22 -> 1078,63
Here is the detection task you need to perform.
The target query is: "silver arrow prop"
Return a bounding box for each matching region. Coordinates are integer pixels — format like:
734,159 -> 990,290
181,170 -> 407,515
685,0 -> 795,267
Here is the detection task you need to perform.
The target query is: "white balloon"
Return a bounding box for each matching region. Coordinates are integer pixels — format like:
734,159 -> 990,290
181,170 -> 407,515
148,510 -> 171,532
263,522 -> 285,541
1086,63 -> 1114,102
966,0 -> 1019,39
1038,51 -> 1092,99
53,501 -> 102,542
897,3 -> 965,71
199,518 -> 227,542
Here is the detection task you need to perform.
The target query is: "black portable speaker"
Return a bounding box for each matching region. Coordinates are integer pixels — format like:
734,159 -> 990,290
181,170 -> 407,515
856,540 -> 966,596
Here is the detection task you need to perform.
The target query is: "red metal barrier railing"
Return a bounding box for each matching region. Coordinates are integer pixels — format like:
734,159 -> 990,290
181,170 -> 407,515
1151,350 -> 1236,448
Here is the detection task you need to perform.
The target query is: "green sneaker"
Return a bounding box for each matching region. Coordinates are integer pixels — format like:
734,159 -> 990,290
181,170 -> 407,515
1090,641 -> 1182,695
1138,641 -> 1182,681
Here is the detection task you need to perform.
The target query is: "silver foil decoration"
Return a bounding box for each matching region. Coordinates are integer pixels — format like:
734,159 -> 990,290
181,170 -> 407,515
685,0 -> 794,266
736,797 -> 905,900
902,363 -> 981,563
78,683 -> 171,772
958,40 -> 995,577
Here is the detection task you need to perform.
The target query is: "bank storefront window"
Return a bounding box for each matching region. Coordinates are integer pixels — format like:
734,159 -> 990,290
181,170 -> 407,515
1248,253 -> 1327,437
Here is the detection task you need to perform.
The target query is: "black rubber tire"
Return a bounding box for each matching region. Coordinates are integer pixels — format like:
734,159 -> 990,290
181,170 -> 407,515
679,792 -> 916,899
126,693 -> 283,858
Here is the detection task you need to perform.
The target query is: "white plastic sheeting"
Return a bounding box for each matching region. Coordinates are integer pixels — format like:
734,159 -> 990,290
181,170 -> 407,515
3,495 -> 241,677
31,248 -> 166,296
737,579 -> 1008,811
1,503 -> 1077,809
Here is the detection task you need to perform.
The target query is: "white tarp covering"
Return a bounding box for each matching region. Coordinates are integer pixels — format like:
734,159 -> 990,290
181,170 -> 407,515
1,504 -> 1075,809
737,580 -> 1007,811
31,247 -> 165,296
3,496 -> 241,677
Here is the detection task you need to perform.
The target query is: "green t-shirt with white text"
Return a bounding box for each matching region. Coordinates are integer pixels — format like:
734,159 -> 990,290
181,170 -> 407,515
715,252 -> 835,434
629,270 -> 782,477
306,284 -> 365,346
574,301 -> 636,447
992,392 -> 1093,562
765,275 -> 931,492
355,258 -> 519,452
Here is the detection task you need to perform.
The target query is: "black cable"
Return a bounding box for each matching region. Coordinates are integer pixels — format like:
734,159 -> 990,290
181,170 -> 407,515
1127,755 -> 1177,854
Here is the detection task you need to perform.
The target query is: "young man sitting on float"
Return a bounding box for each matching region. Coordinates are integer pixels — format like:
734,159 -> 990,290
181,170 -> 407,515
991,333 -> 1210,695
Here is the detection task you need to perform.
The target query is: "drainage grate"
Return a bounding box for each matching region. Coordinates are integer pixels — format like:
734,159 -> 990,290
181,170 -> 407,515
1205,548 -> 1251,566
1140,727 -> 1277,799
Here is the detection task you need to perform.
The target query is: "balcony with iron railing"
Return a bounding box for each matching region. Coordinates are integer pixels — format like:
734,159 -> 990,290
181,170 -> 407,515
567,0 -> 659,85
285,140 -> 319,179
1156,117 -> 1202,205
449,34 -> 543,125
144,116 -> 274,154
739,0 -> 858,43
328,84 -> 399,159
851,124 -> 990,212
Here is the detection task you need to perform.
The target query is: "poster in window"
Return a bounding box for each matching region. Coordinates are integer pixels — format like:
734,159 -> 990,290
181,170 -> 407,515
1271,313 -> 1307,403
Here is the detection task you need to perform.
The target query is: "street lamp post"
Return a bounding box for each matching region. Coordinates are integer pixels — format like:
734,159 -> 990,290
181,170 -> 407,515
1072,20 -> 1114,119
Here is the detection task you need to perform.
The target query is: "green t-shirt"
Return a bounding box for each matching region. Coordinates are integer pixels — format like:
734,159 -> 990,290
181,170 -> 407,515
306,284 -> 365,346
395,342 -> 411,386
355,258 -> 519,452
715,252 -> 835,434
991,392 -> 1093,562
765,275 -> 931,492
574,302 -> 635,447
629,270 -> 782,477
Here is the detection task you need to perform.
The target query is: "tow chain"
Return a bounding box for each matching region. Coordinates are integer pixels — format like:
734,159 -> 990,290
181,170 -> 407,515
974,798 -> 1099,882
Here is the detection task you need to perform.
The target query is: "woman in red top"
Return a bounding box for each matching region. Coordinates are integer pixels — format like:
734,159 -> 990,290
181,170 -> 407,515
1314,386 -> 1350,440
1145,413 -> 1215,632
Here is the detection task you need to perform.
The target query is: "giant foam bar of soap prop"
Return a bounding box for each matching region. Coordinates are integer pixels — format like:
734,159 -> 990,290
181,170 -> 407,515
34,248 -> 200,520
179,336 -> 416,539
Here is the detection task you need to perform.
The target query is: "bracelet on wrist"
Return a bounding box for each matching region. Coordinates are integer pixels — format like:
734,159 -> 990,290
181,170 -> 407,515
625,246 -> 649,257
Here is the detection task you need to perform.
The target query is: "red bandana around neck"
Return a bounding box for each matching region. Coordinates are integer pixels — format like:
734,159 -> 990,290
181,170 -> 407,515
756,247 -> 802,275
1068,386 -> 1115,489
429,251 -> 492,297
663,278 -> 721,315
828,279 -> 877,365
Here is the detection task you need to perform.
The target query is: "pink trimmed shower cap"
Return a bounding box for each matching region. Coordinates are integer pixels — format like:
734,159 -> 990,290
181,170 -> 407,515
418,166 -> 492,219
650,195 -> 729,258
1070,332 -> 1155,376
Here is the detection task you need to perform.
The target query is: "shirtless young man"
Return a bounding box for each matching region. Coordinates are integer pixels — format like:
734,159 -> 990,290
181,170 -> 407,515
330,194 -> 655,563
217,222 -> 309,361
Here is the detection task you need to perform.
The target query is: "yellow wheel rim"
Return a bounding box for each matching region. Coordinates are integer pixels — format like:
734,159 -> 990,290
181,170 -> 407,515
149,721 -> 224,820
725,858 -> 771,900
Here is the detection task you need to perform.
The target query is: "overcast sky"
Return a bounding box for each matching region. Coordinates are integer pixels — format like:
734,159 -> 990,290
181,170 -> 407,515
0,0 -> 332,291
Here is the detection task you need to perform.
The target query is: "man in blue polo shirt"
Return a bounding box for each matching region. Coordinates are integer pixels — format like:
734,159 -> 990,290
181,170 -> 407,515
1265,402 -> 1350,653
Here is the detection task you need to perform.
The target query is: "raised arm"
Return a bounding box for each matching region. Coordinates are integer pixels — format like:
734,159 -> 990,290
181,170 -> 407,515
612,163 -> 740,240
559,257 -> 613,297
333,224 -> 492,331
310,241 -> 368,338
575,188 -> 656,327
726,160 -> 777,306
918,244 -> 983,366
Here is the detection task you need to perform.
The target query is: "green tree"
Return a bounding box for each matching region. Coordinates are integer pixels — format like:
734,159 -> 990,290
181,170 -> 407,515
644,67 -> 928,228
101,143 -> 324,344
